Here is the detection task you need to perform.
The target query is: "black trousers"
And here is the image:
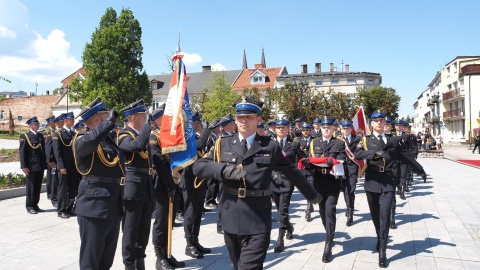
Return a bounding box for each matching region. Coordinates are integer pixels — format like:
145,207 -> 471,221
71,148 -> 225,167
57,169 -> 80,214
224,231 -> 270,270
343,170 -> 357,209
366,191 -> 394,240
205,178 -> 219,205
78,215 -> 121,270
46,165 -> 58,202
152,182 -> 172,250
122,200 -> 153,266
175,186 -> 184,216
473,144 -> 480,153
316,190 -> 340,234
25,171 -> 43,210
272,191 -> 293,230
182,185 -> 206,238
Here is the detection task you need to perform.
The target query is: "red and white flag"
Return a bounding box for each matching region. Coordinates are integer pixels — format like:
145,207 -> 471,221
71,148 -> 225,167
351,105 -> 369,176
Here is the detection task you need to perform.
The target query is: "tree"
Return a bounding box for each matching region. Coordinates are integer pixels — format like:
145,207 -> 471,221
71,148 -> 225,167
8,109 -> 14,136
52,88 -> 60,95
316,88 -> 356,122
241,87 -> 275,121
197,71 -> 239,122
69,7 -> 151,111
354,86 -> 401,120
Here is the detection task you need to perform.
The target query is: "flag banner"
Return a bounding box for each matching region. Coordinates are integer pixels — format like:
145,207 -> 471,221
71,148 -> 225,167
297,157 -> 345,178
352,105 -> 368,176
160,54 -> 197,181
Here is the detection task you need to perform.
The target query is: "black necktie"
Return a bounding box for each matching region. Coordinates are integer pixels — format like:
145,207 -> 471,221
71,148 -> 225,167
324,140 -> 328,147
241,139 -> 248,155
279,139 -> 284,149
378,135 -> 385,146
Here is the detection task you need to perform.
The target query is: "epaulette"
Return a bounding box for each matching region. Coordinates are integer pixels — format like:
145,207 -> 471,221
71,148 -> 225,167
269,135 -> 276,141
220,133 -> 234,138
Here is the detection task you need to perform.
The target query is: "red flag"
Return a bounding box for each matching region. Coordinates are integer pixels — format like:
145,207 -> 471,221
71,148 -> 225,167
297,157 -> 345,178
352,105 -> 369,176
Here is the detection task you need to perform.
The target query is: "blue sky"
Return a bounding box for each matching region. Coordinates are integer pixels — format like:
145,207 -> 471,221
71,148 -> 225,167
1,0 -> 479,117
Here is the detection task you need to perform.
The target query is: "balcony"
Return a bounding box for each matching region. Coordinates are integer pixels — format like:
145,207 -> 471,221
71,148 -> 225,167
430,116 -> 440,123
442,89 -> 463,101
431,95 -> 440,103
443,109 -> 464,119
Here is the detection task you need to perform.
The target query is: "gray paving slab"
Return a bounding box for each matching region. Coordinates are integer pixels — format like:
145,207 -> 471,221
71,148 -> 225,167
0,156 -> 480,269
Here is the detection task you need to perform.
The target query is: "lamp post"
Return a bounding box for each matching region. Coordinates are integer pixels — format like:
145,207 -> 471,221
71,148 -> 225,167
66,85 -> 71,112
292,80 -> 308,120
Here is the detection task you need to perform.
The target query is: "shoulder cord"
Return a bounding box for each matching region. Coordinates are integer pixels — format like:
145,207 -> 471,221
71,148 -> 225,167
23,133 -> 42,150
310,139 -> 324,158
73,132 -> 125,177
195,136 -> 223,189
117,130 -> 148,164
56,130 -> 73,147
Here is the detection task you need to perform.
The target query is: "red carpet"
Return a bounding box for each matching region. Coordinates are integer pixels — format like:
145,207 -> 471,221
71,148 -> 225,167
457,160 -> 480,168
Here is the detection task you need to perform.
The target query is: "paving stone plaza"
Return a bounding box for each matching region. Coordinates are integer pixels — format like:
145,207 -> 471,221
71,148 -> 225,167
1,143 -> 480,269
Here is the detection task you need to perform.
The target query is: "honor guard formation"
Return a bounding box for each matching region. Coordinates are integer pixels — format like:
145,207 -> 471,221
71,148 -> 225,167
19,96 -> 429,269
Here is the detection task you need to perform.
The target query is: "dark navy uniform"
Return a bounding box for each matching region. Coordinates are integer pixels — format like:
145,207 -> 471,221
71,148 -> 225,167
117,100 -> 153,269
340,122 -> 361,226
181,117 -> 212,258
271,119 -> 307,253
297,126 -> 315,221
19,117 -> 47,214
192,98 -> 318,270
44,116 -> 57,203
52,112 -> 81,218
73,99 -> 124,270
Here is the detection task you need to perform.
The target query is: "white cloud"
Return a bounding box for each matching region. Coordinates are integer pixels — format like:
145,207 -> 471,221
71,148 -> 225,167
182,52 -> 202,66
211,63 -> 226,71
0,1 -> 81,86
0,25 -> 16,39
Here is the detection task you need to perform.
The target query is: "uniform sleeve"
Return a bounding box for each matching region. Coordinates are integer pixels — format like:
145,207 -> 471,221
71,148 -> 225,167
272,143 -> 318,201
192,143 -> 226,181
52,131 -> 65,170
40,134 -> 47,168
75,120 -> 116,158
294,141 -> 307,160
19,133 -> 27,169
353,138 -> 376,160
117,124 -> 151,152
335,140 -> 346,160
196,127 -> 211,151
149,133 -> 176,191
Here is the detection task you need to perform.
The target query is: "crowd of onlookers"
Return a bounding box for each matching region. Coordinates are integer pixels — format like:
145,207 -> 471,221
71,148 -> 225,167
416,128 -> 442,150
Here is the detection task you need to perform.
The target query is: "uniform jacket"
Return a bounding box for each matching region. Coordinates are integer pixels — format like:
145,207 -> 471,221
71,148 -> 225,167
52,127 -> 76,170
343,134 -> 361,176
297,136 -> 313,153
73,120 -> 124,219
44,127 -> 56,163
149,130 -> 176,193
19,131 -> 46,172
307,136 -> 346,192
180,127 -> 210,189
354,134 -> 405,193
311,129 -> 322,139
192,133 -> 318,235
270,137 -> 307,193
117,125 -> 153,202
293,127 -> 302,138
265,130 -> 276,139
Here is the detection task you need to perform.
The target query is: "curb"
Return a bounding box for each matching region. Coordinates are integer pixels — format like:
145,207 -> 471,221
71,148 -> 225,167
0,183 -> 46,200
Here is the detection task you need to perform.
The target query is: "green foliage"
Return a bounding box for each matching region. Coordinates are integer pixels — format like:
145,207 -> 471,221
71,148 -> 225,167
0,173 -> 27,189
195,72 -> 239,122
52,88 -> 60,95
241,87 -> 275,121
0,148 -> 17,155
354,86 -> 401,120
0,96 -> 6,102
70,7 -> 151,111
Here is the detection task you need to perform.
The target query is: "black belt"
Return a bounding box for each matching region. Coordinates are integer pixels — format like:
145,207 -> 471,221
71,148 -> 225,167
314,167 -> 332,174
82,175 -> 121,184
125,167 -> 152,174
368,165 -> 393,173
223,187 -> 272,198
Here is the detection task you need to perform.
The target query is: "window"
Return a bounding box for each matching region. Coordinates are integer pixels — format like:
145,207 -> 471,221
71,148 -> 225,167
367,79 -> 374,84
347,79 -> 355,84
331,79 -> 339,85
151,82 -> 157,90
315,81 -> 323,86
253,76 -> 263,83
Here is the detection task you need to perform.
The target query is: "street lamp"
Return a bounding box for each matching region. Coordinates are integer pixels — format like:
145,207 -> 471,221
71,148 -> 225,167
62,85 -> 71,112
292,80 -> 308,120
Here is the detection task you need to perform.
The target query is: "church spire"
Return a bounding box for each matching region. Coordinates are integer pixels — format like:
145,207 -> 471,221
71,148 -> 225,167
242,49 -> 248,69
261,47 -> 266,68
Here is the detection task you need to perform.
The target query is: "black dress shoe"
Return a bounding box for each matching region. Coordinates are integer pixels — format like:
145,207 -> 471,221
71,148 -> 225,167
69,212 -> 77,217
286,226 -> 294,240
217,228 -> 224,234
52,201 -> 58,208
58,213 -> 70,219
166,255 -> 185,268
34,206 -> 45,212
27,209 -> 38,214
176,213 -> 184,222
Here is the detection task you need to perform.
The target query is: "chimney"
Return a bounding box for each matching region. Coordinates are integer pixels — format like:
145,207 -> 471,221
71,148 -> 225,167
254,63 -> 264,69
46,91 -> 49,95
345,64 -> 350,72
330,63 -> 334,72
315,63 -> 321,73
202,65 -> 211,72
301,64 -> 308,74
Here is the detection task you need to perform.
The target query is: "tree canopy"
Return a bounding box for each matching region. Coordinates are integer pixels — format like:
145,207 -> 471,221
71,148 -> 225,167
70,7 -> 151,111
353,86 -> 401,120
